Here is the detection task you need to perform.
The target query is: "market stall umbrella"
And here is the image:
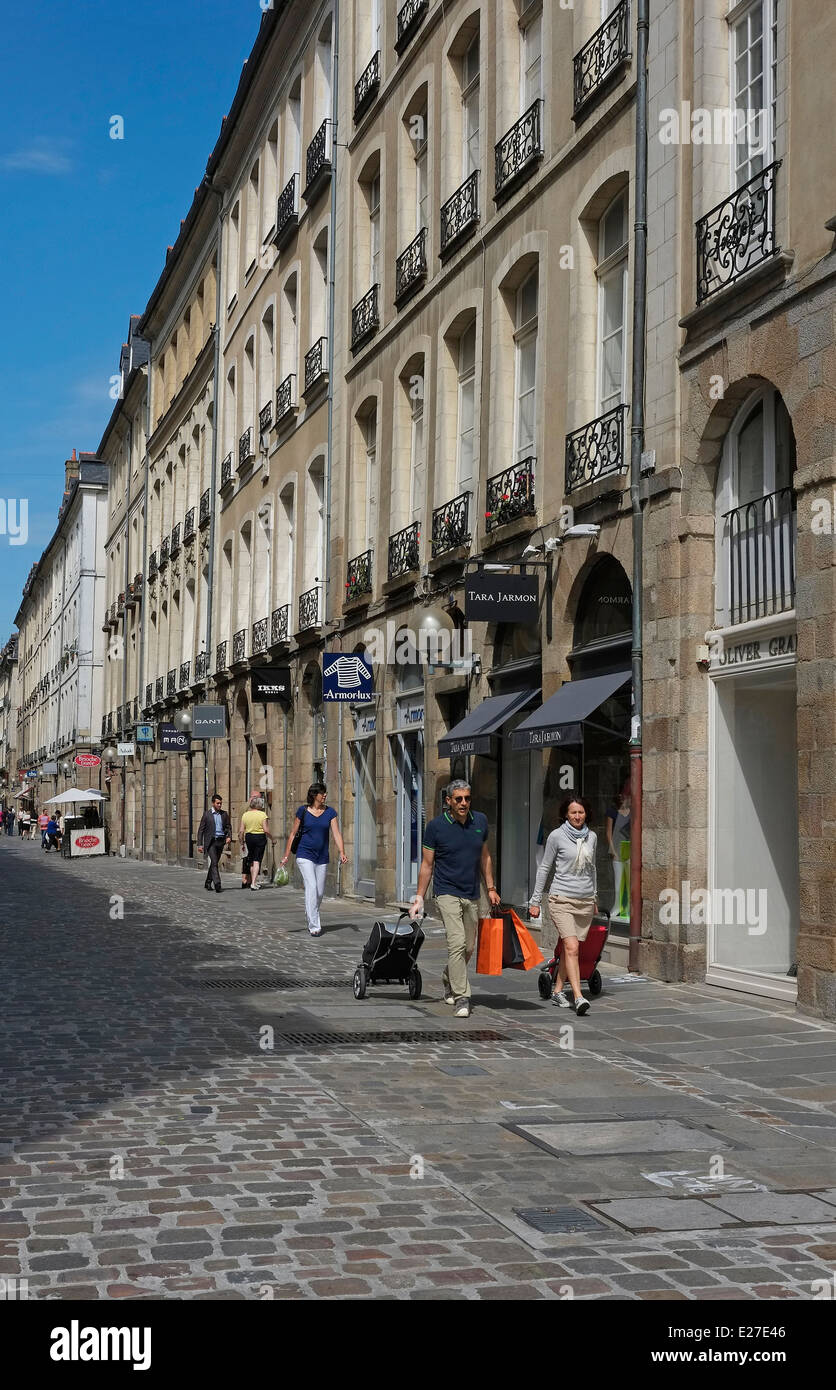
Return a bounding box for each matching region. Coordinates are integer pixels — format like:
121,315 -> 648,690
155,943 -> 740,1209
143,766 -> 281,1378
44,789 -> 106,805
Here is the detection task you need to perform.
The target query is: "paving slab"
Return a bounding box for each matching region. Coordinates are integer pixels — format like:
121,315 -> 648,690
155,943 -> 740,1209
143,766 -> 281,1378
706,1193 -> 836,1224
588,1198 -> 742,1232
510,1119 -> 732,1157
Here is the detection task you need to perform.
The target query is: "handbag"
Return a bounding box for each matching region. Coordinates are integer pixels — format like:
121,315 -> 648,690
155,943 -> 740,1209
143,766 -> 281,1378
290,808 -> 305,855
504,909 -> 544,971
476,917 -> 504,975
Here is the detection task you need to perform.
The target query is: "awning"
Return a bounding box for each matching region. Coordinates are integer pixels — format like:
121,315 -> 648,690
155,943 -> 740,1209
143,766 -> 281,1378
511,670 -> 631,750
438,688 -> 539,758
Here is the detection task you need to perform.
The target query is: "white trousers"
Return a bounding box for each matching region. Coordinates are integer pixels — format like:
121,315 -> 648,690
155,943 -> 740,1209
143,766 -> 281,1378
297,857 -> 327,931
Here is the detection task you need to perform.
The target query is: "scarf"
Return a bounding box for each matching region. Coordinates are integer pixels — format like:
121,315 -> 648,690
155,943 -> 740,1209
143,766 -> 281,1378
562,820 -> 595,876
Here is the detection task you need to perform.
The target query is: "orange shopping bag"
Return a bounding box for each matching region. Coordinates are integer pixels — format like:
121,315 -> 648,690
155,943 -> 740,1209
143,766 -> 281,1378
476,917 -> 504,975
506,909 -> 544,971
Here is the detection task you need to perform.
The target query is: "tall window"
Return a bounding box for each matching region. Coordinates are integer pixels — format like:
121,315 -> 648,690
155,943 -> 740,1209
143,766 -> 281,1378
521,11 -> 542,111
415,103 -> 429,234
514,272 -> 538,463
245,162 -> 259,270
262,122 -> 279,242
731,0 -> 774,187
363,409 -> 378,552
278,484 -> 295,607
462,34 -> 480,177
596,192 -> 628,415
457,321 -> 476,491
285,79 -> 302,180
280,275 -> 298,381
259,306 -> 275,414
227,203 -> 240,305
369,172 -> 381,285
409,374 -> 425,522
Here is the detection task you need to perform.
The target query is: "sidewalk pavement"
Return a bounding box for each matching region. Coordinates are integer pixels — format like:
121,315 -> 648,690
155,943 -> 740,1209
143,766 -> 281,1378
2,835 -> 836,1300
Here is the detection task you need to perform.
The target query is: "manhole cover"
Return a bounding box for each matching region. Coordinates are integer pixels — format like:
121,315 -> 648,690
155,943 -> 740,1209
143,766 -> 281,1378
269,1030 -> 510,1049
189,977 -> 349,990
515,1206 -> 609,1235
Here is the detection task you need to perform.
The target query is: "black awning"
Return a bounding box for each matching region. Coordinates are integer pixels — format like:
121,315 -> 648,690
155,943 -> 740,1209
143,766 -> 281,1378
510,670 -> 631,750
438,688 -> 539,758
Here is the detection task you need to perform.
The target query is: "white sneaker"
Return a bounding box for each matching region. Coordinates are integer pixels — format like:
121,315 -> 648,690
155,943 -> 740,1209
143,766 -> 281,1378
454,998 -> 471,1018
551,991 -> 572,1008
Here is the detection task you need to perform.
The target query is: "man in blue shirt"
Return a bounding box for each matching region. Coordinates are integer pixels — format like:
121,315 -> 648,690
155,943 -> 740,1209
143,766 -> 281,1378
410,779 -> 500,1017
197,794 -> 232,893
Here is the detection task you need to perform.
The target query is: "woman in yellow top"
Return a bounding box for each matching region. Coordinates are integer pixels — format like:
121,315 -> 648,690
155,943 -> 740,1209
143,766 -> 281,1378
238,795 -> 273,891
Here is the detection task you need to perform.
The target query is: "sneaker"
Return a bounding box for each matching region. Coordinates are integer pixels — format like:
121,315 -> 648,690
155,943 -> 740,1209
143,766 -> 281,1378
551,991 -> 571,1008
308,926 -> 322,937
442,988 -> 455,1005
574,997 -> 590,1017
454,997 -> 471,1018
250,884 -> 259,891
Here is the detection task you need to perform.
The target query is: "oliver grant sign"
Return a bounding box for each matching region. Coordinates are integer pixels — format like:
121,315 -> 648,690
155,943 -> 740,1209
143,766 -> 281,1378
464,572 -> 539,624
712,629 -> 797,669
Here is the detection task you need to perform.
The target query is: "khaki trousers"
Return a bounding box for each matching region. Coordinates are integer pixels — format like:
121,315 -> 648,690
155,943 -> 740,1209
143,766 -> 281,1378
436,895 -> 480,1000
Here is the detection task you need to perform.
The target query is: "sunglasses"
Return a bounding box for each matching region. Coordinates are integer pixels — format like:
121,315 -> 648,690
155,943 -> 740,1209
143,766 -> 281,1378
451,795 -> 471,802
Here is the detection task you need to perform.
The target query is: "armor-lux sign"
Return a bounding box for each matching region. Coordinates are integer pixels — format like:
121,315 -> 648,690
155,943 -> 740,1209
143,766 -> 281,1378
464,572 -> 539,623
322,652 -> 374,703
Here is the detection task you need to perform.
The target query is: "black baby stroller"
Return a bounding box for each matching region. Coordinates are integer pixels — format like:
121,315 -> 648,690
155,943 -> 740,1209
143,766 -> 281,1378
353,910 -> 426,999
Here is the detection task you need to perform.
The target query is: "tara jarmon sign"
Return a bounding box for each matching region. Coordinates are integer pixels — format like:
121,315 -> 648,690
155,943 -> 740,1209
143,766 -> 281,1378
464,571 -> 539,623
74,754 -> 101,767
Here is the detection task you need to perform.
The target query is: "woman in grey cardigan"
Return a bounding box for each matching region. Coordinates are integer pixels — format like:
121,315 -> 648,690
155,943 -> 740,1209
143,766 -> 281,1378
529,796 -> 598,1016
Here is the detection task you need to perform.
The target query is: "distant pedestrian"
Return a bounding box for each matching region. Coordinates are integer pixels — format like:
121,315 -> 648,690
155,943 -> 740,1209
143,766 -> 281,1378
281,783 -> 347,937
409,779 -> 500,1018
17,809 -> 26,836
196,793 -> 232,893
528,796 -> 598,1017
238,795 -> 273,891
38,810 -> 49,847
45,816 -> 60,851
5,808 -> 14,836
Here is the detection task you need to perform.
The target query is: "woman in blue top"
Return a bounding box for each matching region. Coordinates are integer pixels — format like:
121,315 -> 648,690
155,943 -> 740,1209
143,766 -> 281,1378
281,783 -> 347,937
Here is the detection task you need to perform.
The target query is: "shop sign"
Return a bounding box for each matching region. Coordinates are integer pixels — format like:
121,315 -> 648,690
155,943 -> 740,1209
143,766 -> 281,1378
711,628 -> 797,670
322,652 -> 374,702
160,724 -> 191,752
41,761 -> 58,775
74,753 -> 101,768
116,742 -> 135,758
251,666 -> 291,702
352,712 -> 377,737
71,827 -> 105,857
192,704 -> 226,738
135,724 -> 155,745
512,722 -> 584,750
397,697 -> 424,729
464,572 -> 539,623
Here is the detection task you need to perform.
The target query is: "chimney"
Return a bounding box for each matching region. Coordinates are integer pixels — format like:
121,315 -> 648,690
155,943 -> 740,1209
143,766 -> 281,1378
64,448 -> 80,495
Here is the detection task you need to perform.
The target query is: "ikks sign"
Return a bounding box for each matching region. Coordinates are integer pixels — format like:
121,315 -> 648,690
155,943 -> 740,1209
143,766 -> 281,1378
251,667 -> 291,703
74,753 -> 101,768
464,572 -> 539,624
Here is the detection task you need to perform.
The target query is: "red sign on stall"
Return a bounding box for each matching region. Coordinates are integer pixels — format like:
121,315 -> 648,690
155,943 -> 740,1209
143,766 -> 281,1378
74,754 -> 101,767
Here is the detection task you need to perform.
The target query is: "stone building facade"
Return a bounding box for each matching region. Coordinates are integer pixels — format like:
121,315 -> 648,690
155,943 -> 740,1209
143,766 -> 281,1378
0,634 -> 19,806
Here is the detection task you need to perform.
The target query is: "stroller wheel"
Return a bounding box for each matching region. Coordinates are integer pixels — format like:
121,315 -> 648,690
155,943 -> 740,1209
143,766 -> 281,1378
353,967 -> 367,1000
537,970 -> 553,1001
408,967 -> 422,1000
588,968 -> 603,997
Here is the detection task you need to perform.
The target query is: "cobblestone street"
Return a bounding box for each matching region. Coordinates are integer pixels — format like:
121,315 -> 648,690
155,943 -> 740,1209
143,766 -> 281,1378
3,837 -> 836,1302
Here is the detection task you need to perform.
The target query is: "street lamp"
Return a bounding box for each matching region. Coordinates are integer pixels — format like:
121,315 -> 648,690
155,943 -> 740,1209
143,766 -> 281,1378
173,709 -> 192,733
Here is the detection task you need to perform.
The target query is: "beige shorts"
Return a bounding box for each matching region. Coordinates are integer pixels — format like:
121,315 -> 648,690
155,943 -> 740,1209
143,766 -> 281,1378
548,895 -> 596,942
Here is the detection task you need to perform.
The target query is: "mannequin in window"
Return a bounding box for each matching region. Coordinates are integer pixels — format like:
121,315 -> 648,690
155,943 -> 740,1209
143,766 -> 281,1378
605,777 -> 630,920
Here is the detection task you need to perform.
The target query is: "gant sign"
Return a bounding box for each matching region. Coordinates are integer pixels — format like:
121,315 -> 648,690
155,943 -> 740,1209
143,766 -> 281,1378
464,572 -> 539,624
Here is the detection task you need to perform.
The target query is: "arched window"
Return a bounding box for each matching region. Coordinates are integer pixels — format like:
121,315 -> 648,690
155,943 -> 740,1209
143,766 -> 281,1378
596,191 -> 628,416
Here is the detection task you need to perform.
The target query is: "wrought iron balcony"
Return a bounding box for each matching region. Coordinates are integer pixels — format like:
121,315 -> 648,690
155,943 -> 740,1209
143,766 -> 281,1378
298,587 -> 320,632
396,0 -> 429,53
238,427 -> 254,471
252,618 -> 268,655
215,641 -> 227,672
432,491 -> 471,557
721,487 -> 796,627
395,228 -> 428,306
183,507 -> 195,543
221,452 -> 233,488
195,651 -> 208,682
573,0 -> 631,119
106,713 -> 113,735
259,401 -> 273,436
345,550 -> 373,601
565,404 -> 628,494
351,285 -> 380,353
495,100 -> 543,203
166,669 -> 176,698
169,522 -> 181,557
271,604 -> 290,645
132,698 -> 138,722
485,459 -> 536,532
148,550 -> 157,579
696,161 -> 782,306
440,172 -> 479,259
117,591 -> 126,611
273,173 -> 299,252
232,628 -> 246,664
304,119 -> 332,204
159,535 -> 170,567
304,337 -> 328,394
155,677 -> 164,703
275,374 -> 297,424
354,50 -> 380,122
179,661 -> 190,689
388,522 -> 420,580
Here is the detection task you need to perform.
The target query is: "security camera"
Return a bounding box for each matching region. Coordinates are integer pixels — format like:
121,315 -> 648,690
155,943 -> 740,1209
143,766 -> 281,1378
544,536 -> 563,552
520,543 -> 542,559
563,524 -> 601,538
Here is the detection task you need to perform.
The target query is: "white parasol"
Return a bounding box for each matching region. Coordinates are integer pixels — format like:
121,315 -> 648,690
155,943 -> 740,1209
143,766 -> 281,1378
44,788 -> 106,805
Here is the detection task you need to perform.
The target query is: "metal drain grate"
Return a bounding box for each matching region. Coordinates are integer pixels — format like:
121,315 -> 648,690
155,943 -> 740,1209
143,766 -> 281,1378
269,1029 -> 510,1049
189,976 -> 349,990
515,1206 -> 609,1235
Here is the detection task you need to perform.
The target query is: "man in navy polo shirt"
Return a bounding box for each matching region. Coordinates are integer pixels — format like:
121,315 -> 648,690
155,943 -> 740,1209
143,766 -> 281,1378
410,779 -> 500,1017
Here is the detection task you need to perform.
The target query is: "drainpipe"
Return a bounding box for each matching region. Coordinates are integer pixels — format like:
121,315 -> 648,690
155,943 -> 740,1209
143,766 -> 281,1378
326,2 -> 342,893
628,0 -> 649,973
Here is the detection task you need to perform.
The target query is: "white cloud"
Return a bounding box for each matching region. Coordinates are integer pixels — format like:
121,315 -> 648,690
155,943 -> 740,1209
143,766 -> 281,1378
0,139 -> 73,175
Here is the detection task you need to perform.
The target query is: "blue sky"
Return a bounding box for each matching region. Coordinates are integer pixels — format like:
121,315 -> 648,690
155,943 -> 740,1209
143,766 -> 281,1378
0,0 -> 263,639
